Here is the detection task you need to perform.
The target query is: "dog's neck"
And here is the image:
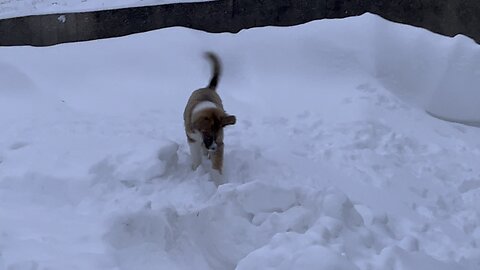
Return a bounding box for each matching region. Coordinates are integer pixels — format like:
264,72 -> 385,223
192,101 -> 217,115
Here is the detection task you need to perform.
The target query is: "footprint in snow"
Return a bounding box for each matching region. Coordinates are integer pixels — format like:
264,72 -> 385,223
296,110 -> 311,119
9,141 -> 29,151
356,83 -> 376,93
458,179 -> 480,193
262,116 -> 288,126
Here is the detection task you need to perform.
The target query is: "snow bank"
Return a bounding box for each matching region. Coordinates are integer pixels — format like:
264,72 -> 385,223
0,13 -> 479,270
362,18 -> 480,124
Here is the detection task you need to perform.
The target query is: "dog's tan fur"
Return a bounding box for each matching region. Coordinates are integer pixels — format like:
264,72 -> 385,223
183,52 -> 236,174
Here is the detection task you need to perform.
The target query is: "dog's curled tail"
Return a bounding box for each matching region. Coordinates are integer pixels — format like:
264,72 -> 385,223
205,52 -> 221,90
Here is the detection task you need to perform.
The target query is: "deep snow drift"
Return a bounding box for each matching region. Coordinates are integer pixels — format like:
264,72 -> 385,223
1,13 -> 480,270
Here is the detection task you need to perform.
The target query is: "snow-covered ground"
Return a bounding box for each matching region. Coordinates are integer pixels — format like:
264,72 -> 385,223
0,0 -> 210,19
1,13 -> 480,270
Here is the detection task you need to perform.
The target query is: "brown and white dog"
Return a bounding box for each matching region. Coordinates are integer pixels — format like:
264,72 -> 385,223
183,52 -> 236,177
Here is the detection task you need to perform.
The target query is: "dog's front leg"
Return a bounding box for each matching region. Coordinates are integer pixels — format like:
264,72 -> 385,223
210,144 -> 224,186
189,141 -> 202,170
211,143 -> 224,174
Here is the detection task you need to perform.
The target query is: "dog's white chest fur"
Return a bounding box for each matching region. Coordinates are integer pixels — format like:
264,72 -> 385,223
187,101 -> 218,146
192,101 -> 217,115
187,130 -> 203,142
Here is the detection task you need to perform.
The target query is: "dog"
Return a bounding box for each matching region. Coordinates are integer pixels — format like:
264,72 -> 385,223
183,52 -> 236,178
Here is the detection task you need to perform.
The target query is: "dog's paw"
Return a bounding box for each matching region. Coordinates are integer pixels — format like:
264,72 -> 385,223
211,170 -> 224,186
191,163 -> 200,171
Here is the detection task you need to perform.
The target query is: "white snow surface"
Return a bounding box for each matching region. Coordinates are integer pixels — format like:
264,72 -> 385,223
1,13 -> 480,270
0,0 -> 211,19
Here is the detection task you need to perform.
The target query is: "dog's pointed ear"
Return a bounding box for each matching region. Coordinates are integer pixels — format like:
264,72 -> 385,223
221,115 -> 236,127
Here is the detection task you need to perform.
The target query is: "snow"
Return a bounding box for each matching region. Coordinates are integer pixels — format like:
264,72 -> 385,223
0,0 -> 211,19
1,12 -> 480,270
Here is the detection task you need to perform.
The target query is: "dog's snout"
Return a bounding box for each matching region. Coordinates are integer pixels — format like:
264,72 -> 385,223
209,142 -> 217,151
203,134 -> 218,152
203,136 -> 214,148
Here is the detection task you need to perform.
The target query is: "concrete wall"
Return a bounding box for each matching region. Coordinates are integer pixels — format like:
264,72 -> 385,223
0,0 -> 479,46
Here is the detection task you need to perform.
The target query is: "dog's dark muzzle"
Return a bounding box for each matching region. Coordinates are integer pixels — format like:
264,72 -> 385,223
203,136 -> 214,148
203,135 -> 217,151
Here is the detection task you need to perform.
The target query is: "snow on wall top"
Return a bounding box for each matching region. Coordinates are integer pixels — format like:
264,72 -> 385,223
0,0 -> 212,19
